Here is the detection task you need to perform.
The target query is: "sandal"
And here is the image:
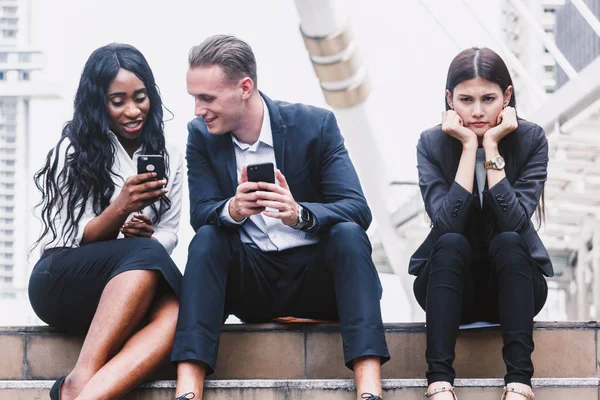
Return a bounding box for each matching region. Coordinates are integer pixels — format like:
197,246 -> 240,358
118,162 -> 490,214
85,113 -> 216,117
501,385 -> 534,399
425,385 -> 457,399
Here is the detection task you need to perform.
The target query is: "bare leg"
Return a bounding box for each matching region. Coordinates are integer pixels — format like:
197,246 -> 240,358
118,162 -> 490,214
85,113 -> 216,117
354,356 -> 382,399
175,361 -> 207,399
74,291 -> 179,399
60,270 -> 160,399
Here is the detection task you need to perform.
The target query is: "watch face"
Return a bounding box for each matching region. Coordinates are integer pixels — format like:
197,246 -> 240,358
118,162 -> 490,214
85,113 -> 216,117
300,207 -> 310,222
494,156 -> 506,169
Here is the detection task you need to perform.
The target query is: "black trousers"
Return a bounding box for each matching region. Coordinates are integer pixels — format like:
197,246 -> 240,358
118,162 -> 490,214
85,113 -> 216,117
413,232 -> 548,387
172,222 -> 390,374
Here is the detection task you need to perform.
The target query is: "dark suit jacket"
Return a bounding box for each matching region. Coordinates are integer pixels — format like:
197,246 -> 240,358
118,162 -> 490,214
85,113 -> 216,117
186,92 -> 371,236
408,119 -> 553,277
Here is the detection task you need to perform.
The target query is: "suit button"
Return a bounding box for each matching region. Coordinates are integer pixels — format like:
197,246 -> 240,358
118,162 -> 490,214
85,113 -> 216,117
456,199 -> 463,205
495,194 -> 502,200
452,212 -> 458,217
502,206 -> 508,211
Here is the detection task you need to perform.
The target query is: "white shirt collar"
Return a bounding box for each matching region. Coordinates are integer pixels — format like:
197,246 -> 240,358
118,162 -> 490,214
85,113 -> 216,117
231,97 -> 272,151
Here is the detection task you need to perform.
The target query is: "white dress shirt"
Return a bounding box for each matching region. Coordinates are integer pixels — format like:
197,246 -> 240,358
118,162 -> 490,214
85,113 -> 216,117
39,132 -> 184,255
220,99 -> 318,252
475,148 -> 487,207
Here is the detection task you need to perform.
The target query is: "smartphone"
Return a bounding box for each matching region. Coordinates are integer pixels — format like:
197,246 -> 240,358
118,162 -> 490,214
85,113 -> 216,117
137,155 -> 165,181
247,162 -> 275,184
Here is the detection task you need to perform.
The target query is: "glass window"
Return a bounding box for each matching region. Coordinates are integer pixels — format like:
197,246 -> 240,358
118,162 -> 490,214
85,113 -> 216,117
0,53 -> 7,62
2,30 -> 17,38
18,53 -> 31,63
0,71 -> 5,81
20,70 -> 29,80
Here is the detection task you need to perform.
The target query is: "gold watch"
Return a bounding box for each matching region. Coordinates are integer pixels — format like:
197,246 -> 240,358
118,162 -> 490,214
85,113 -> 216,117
484,155 -> 505,170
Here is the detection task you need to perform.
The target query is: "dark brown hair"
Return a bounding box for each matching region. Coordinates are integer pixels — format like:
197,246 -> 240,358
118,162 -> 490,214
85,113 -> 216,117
445,47 -> 517,112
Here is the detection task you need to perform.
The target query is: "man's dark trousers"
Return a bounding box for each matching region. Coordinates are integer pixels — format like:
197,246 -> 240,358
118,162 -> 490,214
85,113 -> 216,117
171,221 -> 390,374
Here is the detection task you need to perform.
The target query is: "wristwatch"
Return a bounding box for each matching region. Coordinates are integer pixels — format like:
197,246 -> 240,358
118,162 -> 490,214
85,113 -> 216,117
292,204 -> 312,230
484,155 -> 506,170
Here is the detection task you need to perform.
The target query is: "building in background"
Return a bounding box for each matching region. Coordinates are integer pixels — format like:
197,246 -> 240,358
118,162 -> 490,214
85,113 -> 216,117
0,0 -> 57,324
501,0 -> 565,113
555,0 -> 600,87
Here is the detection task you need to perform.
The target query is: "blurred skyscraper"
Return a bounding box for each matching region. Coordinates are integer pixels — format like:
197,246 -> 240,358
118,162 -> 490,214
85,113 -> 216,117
0,0 -> 57,323
501,0 -> 565,113
555,0 -> 600,87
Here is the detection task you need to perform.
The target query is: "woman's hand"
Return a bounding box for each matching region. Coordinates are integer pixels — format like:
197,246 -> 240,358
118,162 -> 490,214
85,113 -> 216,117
113,172 -> 168,217
121,214 -> 154,238
442,110 -> 477,147
483,106 -> 518,147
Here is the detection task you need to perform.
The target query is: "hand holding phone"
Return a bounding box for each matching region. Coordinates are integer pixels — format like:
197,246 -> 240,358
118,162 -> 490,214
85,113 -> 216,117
246,162 -> 275,184
137,155 -> 165,181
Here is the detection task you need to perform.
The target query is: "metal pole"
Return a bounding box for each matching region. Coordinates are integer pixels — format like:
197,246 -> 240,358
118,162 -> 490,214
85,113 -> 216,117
459,0 -> 547,102
577,225 -> 590,320
293,0 -> 419,320
508,0 -> 578,79
571,0 -> 600,38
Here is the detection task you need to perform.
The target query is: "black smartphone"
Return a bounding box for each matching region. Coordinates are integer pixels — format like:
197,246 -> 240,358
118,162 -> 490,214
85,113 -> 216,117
247,162 -> 275,184
137,155 -> 165,181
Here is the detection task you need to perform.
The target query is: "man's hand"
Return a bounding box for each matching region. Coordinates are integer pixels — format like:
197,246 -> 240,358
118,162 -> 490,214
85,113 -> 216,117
255,169 -> 299,226
441,110 -> 477,147
229,165 -> 264,222
483,106 -> 518,148
121,214 -> 154,238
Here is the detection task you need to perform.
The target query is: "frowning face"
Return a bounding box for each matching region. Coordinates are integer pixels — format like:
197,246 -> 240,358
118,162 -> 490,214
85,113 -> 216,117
446,76 -> 512,137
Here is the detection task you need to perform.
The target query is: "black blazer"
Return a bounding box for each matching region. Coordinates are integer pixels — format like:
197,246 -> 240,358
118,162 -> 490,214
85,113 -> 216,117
185,92 -> 372,235
408,119 -> 553,277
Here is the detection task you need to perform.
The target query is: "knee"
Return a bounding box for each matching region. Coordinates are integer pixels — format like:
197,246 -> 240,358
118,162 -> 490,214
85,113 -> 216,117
434,233 -> 471,257
154,293 -> 180,328
489,232 -> 526,256
325,222 -> 368,249
188,225 -> 231,256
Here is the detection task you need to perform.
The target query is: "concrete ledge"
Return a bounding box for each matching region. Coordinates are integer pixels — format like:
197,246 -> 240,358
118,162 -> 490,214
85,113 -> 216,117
0,378 -> 598,400
1,377 -> 599,390
0,322 -> 598,380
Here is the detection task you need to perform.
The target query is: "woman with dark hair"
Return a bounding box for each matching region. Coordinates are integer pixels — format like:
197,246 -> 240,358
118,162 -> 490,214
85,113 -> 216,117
28,43 -> 183,399
409,47 -> 551,400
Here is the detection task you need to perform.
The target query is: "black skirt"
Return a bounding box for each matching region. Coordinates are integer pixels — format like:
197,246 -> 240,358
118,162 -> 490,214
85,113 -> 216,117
28,237 -> 182,334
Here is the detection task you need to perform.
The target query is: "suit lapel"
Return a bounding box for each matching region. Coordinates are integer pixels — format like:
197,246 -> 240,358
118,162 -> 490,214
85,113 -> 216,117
211,133 -> 237,195
262,93 -> 287,175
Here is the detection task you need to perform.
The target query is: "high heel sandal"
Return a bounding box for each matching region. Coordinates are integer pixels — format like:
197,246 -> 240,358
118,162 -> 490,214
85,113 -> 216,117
501,385 -> 534,399
175,392 -> 196,400
425,385 -> 457,399
49,376 -> 66,400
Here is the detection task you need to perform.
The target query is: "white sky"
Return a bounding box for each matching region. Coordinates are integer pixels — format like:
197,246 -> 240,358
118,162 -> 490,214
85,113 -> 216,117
26,0 -> 503,280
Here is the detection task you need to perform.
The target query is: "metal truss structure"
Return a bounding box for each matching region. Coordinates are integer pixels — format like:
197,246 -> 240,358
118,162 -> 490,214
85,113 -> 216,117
293,0 -> 600,320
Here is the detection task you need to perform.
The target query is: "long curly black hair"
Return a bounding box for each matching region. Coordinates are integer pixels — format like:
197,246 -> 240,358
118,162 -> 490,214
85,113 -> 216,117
33,43 -> 171,248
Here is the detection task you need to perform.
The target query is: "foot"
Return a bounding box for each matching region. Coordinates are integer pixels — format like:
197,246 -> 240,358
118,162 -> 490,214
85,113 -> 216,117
176,393 -> 196,400
503,383 -> 534,399
425,381 -> 456,399
60,371 -> 94,400
360,393 -> 382,400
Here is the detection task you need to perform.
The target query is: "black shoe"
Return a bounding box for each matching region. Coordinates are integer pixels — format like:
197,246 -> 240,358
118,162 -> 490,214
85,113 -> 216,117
361,393 -> 382,400
49,376 -> 66,400
175,392 -> 195,400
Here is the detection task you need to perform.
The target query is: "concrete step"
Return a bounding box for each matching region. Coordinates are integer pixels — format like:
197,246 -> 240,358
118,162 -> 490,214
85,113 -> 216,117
0,378 -> 598,399
1,322 -> 597,381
